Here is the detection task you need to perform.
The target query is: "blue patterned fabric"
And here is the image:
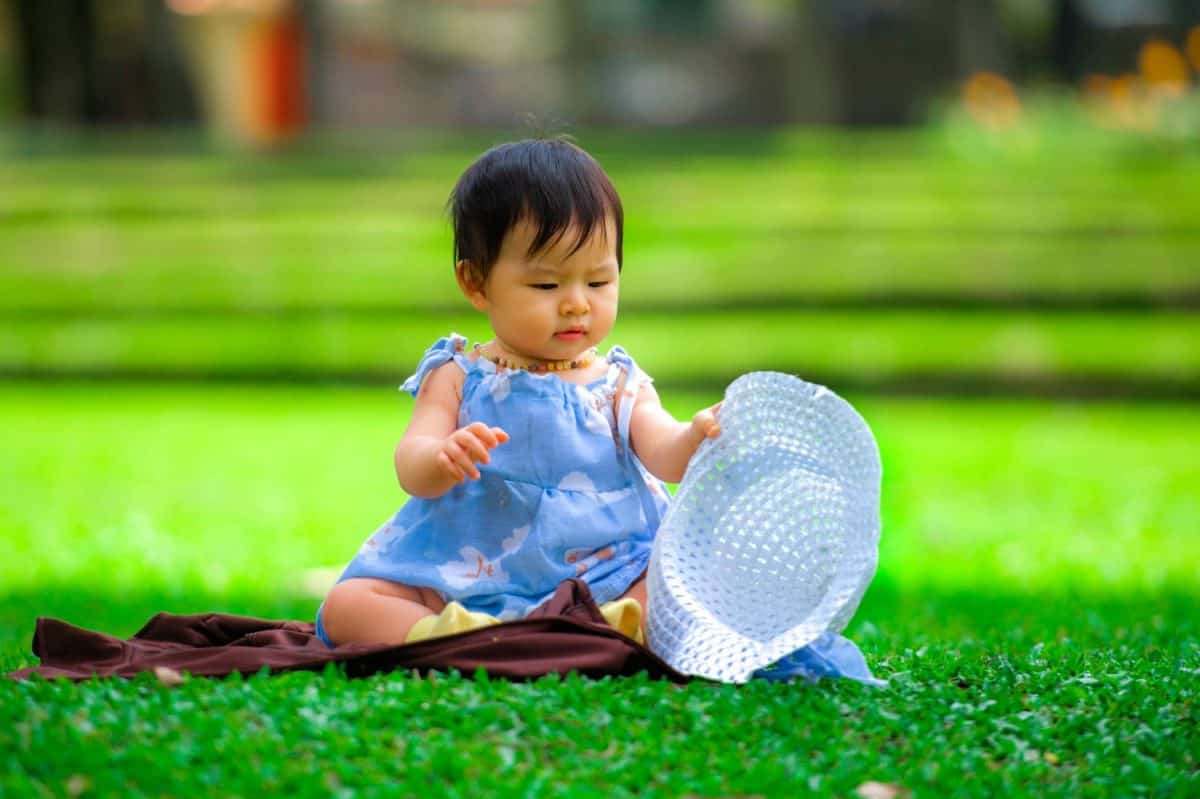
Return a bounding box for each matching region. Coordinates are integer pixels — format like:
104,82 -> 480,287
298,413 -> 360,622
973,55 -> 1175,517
317,333 -> 671,632
753,631 -> 888,688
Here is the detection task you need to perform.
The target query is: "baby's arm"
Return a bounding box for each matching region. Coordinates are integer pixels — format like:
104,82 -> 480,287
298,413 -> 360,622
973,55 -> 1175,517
394,362 -> 508,499
627,382 -> 721,484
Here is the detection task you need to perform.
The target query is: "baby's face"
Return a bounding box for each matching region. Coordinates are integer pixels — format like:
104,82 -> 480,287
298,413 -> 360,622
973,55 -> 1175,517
467,215 -> 619,364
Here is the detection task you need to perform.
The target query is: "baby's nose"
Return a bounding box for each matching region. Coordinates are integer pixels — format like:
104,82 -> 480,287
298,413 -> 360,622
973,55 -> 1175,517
560,287 -> 588,314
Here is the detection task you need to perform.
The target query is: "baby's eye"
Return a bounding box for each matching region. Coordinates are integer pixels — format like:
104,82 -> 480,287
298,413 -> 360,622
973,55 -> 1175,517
588,281 -> 610,288
530,283 -> 558,291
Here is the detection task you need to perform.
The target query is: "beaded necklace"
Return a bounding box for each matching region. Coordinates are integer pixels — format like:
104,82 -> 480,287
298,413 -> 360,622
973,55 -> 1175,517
474,343 -> 600,373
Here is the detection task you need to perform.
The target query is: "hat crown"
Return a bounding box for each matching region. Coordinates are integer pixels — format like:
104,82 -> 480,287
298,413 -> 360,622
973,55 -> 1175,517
646,371 -> 882,683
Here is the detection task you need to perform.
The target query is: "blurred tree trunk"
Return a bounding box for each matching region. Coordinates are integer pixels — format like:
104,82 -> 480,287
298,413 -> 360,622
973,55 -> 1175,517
559,0 -> 596,124
1172,0 -> 1200,26
296,0 -> 327,126
12,0 -> 101,122
1050,0 -> 1086,82
142,0 -> 198,123
955,0 -> 1009,77
782,3 -> 840,124
832,0 -> 952,125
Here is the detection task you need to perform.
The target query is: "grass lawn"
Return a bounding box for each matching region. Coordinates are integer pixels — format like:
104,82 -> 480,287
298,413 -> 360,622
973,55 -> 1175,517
3,126 -> 1197,795
2,382 -> 1197,797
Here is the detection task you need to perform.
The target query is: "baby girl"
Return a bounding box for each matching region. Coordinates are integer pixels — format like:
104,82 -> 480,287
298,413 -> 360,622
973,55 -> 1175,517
317,137 -> 720,647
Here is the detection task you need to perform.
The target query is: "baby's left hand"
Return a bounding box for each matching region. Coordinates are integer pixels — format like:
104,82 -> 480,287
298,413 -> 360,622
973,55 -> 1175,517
690,402 -> 722,443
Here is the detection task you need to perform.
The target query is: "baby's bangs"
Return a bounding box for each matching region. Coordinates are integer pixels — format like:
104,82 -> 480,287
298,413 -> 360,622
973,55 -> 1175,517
519,144 -> 622,263
450,138 -> 624,278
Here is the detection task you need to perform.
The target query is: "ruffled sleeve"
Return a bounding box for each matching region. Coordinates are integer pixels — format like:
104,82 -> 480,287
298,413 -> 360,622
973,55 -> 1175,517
399,333 -> 469,397
604,345 -> 654,447
603,345 -> 670,531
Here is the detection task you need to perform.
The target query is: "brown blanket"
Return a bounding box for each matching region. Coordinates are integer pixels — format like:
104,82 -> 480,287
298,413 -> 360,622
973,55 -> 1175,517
6,578 -> 693,684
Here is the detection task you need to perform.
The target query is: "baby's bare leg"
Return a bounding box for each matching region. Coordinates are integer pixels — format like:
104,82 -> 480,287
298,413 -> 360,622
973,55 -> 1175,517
616,569 -> 649,640
321,577 -> 448,646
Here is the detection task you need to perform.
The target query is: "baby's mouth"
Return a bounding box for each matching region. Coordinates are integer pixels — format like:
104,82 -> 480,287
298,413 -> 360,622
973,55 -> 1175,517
554,327 -> 587,340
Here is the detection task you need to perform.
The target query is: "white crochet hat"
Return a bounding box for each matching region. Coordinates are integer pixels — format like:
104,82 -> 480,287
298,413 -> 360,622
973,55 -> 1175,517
646,371 -> 882,683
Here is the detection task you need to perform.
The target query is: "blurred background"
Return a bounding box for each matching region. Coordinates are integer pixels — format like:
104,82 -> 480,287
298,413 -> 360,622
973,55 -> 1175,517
1,0 -> 1199,390
1,1 -> 1198,643
5,1 -> 1200,133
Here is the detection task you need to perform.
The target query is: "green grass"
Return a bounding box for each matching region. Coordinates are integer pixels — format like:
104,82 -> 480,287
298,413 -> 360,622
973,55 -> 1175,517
2,129 -> 1198,312
2,383 -> 1197,796
3,127 -> 1198,795
3,309 -> 1198,384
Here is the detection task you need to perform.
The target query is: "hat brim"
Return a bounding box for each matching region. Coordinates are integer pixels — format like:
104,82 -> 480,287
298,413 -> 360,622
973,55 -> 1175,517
646,372 -> 881,683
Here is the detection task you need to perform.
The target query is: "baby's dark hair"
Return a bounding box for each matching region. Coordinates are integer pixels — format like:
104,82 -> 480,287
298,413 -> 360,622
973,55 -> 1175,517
449,137 -> 623,288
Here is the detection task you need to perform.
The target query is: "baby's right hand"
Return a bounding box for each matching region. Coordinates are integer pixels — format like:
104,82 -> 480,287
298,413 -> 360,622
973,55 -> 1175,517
438,422 -> 509,483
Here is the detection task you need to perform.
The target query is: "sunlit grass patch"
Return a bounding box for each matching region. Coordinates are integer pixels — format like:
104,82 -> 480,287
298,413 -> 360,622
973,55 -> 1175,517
1,382 -> 1196,796
1,383 -> 1196,603
3,589 -> 1196,797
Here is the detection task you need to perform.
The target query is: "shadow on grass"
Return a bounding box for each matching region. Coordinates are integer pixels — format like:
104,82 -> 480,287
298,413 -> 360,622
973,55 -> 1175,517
3,575 -> 1196,674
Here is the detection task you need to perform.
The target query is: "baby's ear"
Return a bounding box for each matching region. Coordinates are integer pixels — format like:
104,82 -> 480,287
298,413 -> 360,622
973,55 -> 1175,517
455,260 -> 489,311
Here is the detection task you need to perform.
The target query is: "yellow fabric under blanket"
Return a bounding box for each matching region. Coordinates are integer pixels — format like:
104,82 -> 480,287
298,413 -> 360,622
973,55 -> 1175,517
405,598 -> 644,645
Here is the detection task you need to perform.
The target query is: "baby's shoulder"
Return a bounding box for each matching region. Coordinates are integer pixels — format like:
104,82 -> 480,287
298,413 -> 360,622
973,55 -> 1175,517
400,333 -> 472,397
413,358 -> 467,403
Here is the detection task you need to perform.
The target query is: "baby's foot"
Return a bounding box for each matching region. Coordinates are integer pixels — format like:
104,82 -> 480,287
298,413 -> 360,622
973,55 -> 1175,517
404,601 -> 500,643
599,597 -> 644,645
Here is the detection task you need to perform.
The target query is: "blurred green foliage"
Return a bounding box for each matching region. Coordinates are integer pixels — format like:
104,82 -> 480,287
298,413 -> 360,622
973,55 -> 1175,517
1,128 -> 1197,312
2,128 -> 1198,397
2,310 -> 1198,389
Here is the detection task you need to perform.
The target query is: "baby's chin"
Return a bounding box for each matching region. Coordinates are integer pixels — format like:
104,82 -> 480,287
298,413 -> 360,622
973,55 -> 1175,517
530,337 -> 592,354
487,342 -> 581,363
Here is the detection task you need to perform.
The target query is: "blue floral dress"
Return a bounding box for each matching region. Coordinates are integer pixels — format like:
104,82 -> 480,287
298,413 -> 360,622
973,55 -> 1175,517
315,333 -> 670,641
313,333 -> 887,688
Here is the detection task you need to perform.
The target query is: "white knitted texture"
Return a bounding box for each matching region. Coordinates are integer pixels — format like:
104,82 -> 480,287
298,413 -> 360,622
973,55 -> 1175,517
646,372 -> 882,683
